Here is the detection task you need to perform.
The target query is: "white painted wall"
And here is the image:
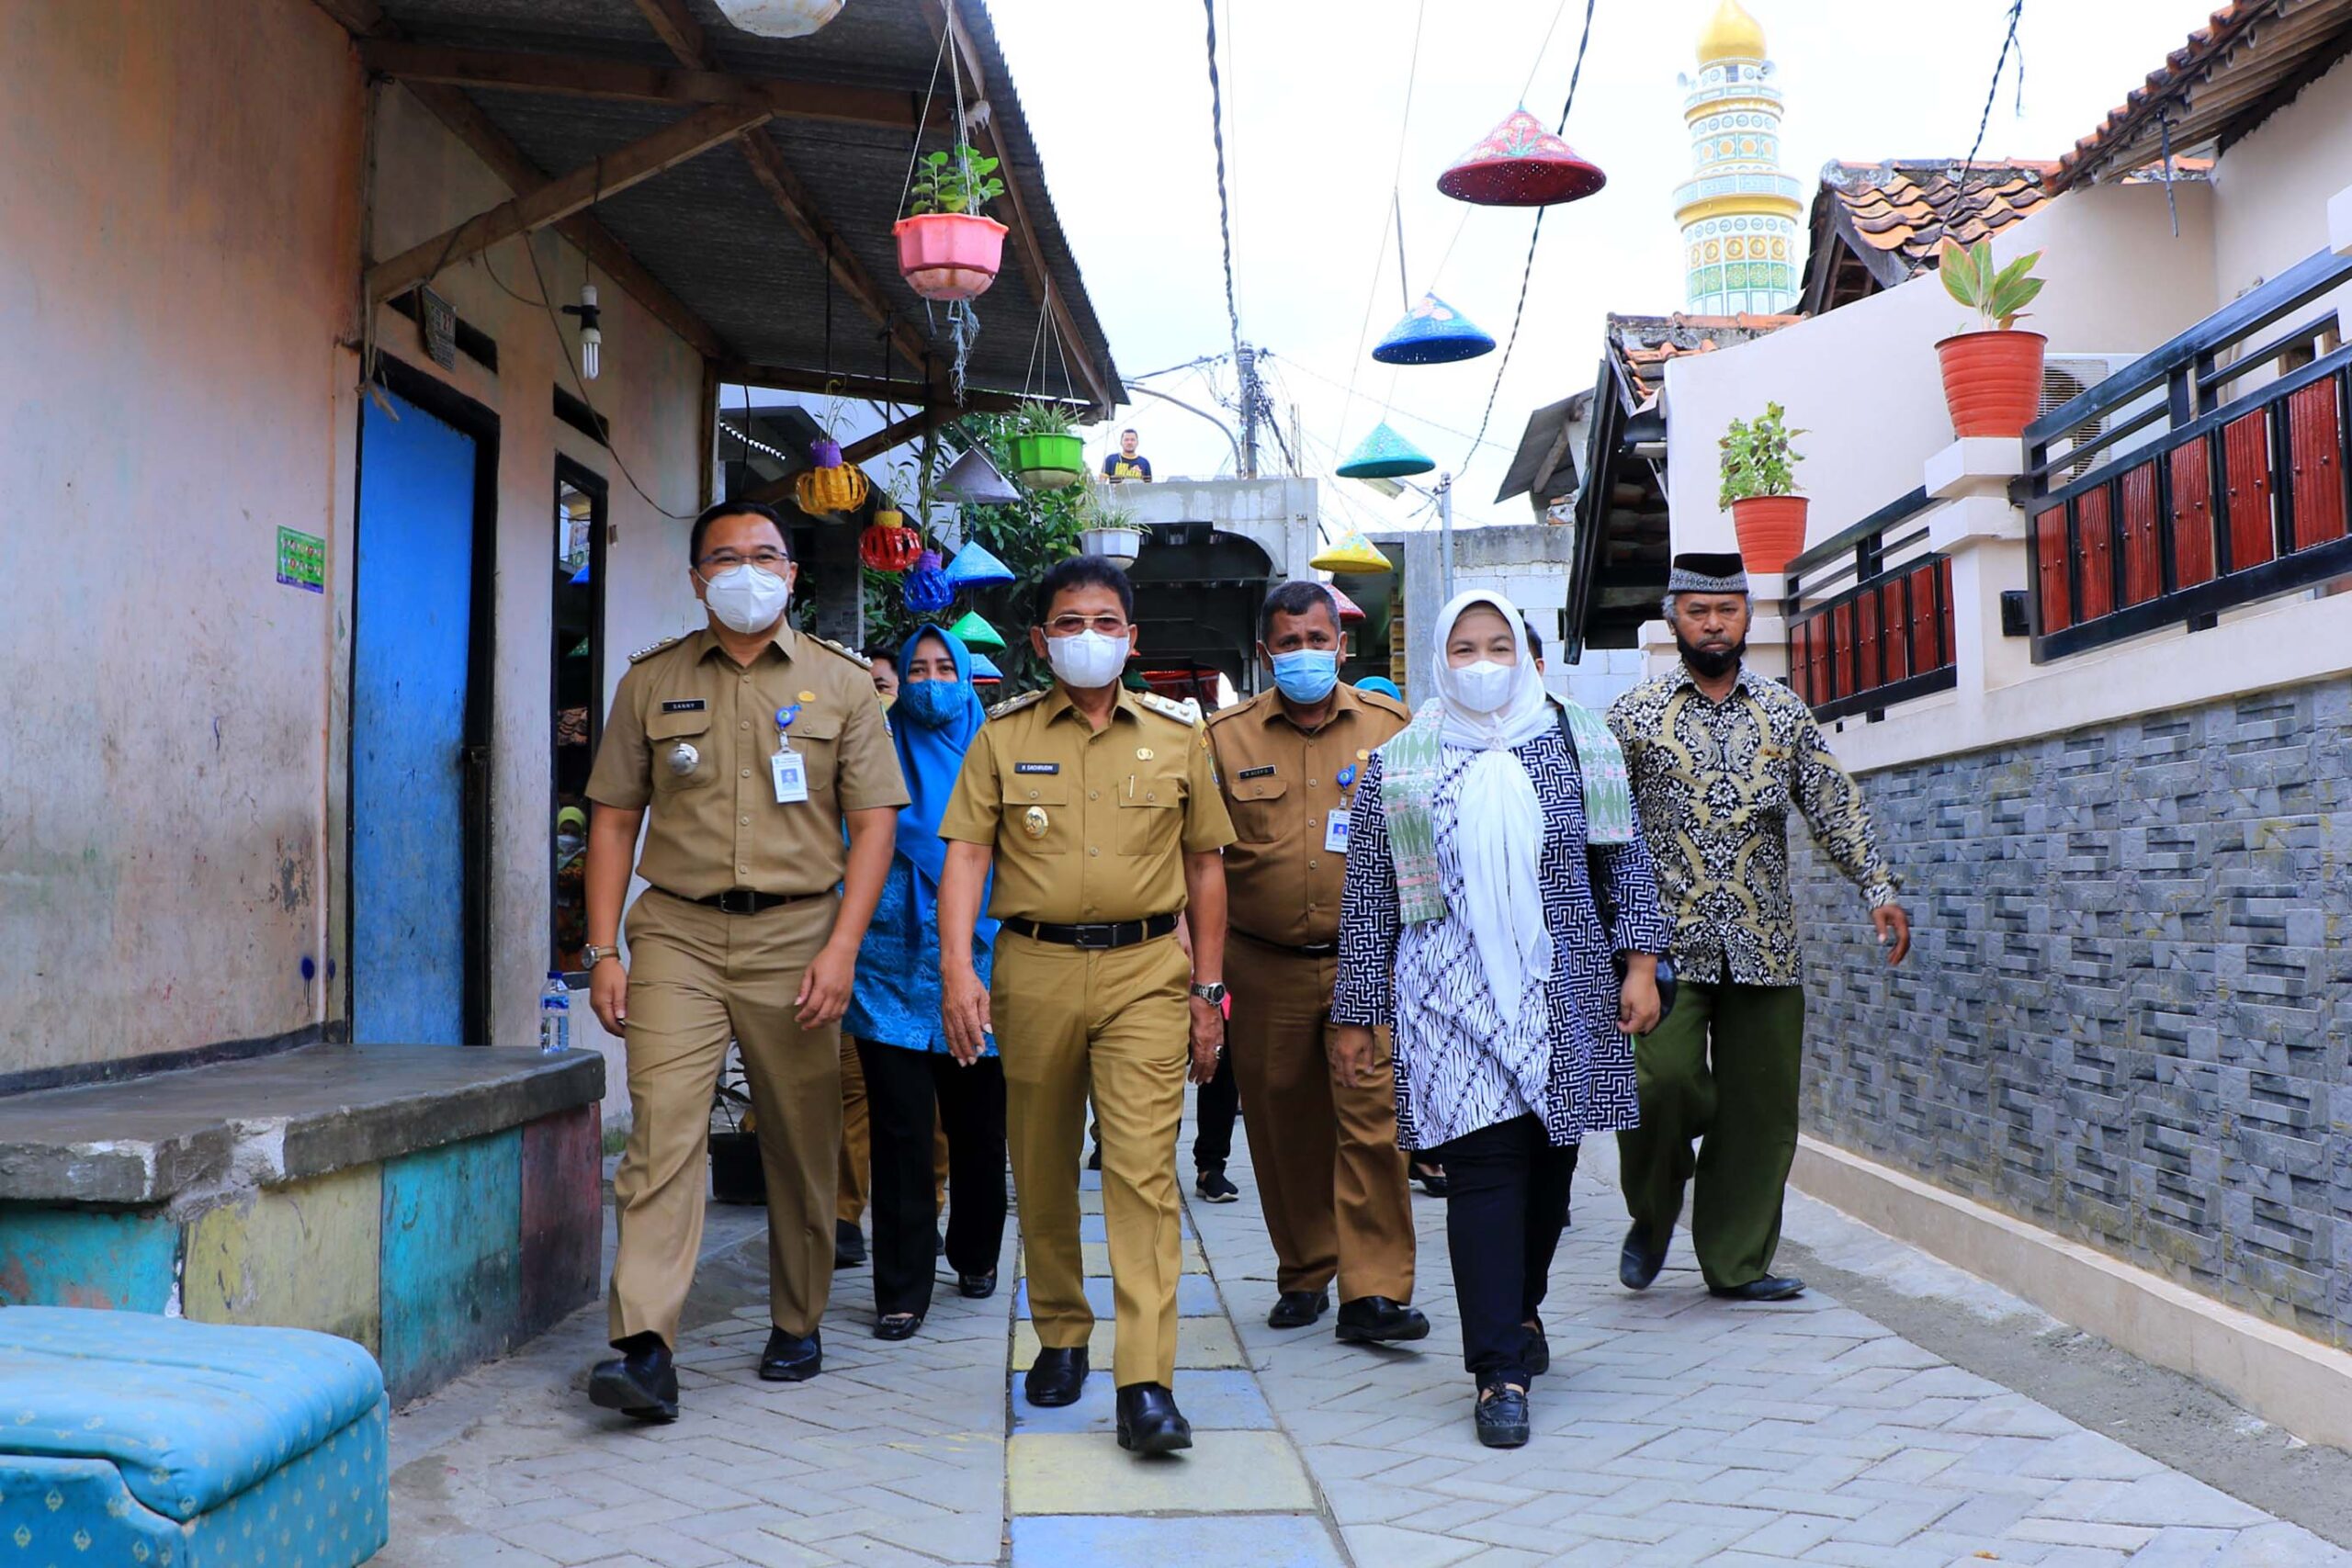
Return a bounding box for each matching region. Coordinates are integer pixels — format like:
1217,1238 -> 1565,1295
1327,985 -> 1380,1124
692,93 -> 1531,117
2206,55 -> 2352,311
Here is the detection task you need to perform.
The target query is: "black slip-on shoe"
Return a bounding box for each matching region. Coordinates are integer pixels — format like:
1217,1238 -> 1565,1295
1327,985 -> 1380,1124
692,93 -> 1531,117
1408,1161 -> 1450,1197
1709,1274 -> 1807,1302
874,1313 -> 923,1342
588,1337 -> 678,1423
1620,1222 -> 1668,1291
758,1326 -> 822,1382
957,1269 -> 999,1300
1267,1290 -> 1330,1329
1194,1169 -> 1239,1203
1023,1346 -> 1089,1407
1475,1383 -> 1531,1449
1335,1296 -> 1431,1345
1115,1382 -> 1193,1455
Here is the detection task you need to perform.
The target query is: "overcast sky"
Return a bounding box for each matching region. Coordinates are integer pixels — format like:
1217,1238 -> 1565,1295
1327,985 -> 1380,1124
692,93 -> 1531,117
981,0 -> 2222,537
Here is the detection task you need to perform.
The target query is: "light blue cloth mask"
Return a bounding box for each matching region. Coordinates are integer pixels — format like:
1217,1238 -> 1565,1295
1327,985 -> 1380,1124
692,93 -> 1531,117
1270,648 -> 1340,704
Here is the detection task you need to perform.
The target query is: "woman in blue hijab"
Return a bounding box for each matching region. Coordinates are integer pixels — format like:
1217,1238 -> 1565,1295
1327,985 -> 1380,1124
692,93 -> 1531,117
846,626 -> 1007,1338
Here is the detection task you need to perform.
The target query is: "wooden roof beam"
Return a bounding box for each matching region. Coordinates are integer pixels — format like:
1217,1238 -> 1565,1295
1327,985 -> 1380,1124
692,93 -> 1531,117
367,100 -> 773,305
357,39 -> 922,129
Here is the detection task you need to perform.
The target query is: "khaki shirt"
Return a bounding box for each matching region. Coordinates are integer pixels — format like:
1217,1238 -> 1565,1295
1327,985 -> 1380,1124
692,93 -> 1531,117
939,684 -> 1236,924
1207,683 -> 1410,946
586,626 -> 909,898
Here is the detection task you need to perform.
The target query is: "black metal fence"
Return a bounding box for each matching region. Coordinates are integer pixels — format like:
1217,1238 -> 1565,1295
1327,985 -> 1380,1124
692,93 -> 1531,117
1784,486 -> 1956,722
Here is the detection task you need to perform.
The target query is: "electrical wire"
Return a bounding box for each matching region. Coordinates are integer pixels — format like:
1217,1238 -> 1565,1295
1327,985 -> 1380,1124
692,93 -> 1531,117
1202,0 -> 1246,375
1958,0 -> 2028,194
1261,349 -> 1508,455
1459,0 -> 1598,473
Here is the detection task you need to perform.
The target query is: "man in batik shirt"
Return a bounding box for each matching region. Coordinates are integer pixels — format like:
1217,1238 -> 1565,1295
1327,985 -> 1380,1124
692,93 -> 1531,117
1606,553 -> 1911,1302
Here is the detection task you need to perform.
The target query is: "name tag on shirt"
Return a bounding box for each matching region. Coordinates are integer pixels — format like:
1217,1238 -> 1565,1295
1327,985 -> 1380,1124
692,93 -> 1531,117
1324,809 -> 1351,854
771,749 -> 809,804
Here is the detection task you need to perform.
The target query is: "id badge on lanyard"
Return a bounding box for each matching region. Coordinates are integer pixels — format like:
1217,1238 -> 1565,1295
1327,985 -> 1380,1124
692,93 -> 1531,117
771,704 -> 809,804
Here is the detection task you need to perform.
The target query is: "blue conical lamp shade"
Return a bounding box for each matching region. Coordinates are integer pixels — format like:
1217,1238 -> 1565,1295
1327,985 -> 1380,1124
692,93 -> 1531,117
942,540 -> 1015,588
1373,293 -> 1496,365
1336,422 -> 1436,480
969,652 -> 1004,682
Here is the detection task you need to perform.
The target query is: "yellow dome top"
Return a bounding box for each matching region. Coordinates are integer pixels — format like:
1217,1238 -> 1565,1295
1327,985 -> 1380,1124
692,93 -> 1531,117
1697,0 -> 1766,63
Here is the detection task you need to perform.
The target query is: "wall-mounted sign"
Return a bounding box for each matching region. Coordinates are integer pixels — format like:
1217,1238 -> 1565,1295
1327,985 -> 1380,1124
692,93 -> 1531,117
277,526 -> 326,593
419,287 -> 458,369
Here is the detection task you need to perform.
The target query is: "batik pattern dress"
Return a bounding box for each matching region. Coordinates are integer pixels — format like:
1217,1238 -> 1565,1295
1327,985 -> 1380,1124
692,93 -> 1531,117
1332,726 -> 1672,1151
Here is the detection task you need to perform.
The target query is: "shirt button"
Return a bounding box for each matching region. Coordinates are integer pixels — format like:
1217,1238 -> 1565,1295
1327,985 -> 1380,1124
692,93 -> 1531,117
1309,860 -> 1319,870
740,720 -> 750,729
741,768 -> 752,778
740,816 -> 750,826
1028,789 -> 1039,799
1089,847 -> 1100,857
737,864 -> 748,875
1146,792 -> 1156,802
1090,790 -> 1100,800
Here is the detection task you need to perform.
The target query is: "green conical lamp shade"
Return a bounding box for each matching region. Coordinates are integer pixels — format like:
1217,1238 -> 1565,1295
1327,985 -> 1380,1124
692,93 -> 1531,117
1336,422 -> 1435,480
1310,531 -> 1396,573
947,609 -> 1005,651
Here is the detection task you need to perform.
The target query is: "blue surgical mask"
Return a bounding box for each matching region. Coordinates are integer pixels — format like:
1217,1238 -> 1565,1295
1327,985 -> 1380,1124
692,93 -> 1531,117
1269,648 -> 1340,705
896,677 -> 965,729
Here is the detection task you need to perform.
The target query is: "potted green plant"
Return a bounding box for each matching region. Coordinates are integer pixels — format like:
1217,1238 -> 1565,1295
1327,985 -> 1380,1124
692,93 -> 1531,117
1079,485 -> 1144,567
895,144 -> 1010,302
1934,238 -> 2047,438
1008,400 -> 1086,491
1718,401 -> 1809,575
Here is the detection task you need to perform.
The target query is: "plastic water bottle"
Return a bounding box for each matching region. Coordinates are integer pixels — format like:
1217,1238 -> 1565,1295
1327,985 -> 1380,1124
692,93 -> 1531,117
539,972 -> 571,1055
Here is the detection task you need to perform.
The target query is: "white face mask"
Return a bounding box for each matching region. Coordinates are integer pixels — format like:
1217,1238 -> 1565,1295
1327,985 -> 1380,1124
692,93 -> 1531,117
1045,628 -> 1131,690
701,564 -> 791,635
1450,659 -> 1515,715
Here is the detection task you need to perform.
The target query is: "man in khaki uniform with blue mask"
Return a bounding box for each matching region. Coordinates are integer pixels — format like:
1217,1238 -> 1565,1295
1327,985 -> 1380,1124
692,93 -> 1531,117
580,500 -> 906,1422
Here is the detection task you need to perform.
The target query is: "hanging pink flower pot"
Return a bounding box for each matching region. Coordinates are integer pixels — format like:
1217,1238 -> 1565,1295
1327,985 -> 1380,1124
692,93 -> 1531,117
894,214 -> 1009,302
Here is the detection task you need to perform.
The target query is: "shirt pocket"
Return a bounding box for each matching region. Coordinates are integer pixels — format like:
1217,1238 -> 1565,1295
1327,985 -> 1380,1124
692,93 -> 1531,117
1001,769 -> 1071,855
646,708 -> 716,793
1227,771 -> 1289,845
788,713 -> 841,798
1115,765 -> 1185,855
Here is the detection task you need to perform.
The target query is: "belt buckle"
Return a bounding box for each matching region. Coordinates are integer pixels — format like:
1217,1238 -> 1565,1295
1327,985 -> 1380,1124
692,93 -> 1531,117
717,889 -> 757,915
1069,922 -> 1117,950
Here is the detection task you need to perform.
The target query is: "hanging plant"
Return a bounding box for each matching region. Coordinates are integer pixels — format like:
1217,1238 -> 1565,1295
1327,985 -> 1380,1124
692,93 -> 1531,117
896,144 -> 1010,302
795,436 -> 868,515
1008,401 -> 1085,491
859,509 -> 924,574
902,549 -> 955,615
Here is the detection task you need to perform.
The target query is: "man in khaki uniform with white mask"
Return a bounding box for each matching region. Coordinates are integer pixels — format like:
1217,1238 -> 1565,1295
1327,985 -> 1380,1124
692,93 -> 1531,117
581,500 -> 907,1422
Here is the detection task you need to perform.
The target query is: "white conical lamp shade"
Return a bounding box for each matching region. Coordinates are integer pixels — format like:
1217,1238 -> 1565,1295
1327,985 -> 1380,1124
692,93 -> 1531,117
712,0 -> 842,39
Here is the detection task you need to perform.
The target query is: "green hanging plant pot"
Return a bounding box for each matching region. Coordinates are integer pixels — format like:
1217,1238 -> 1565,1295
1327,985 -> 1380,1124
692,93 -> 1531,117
1009,432 -> 1085,491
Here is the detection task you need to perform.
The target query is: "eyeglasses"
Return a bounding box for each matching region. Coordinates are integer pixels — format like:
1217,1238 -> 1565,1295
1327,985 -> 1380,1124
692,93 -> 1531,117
699,549 -> 789,571
1044,614 -> 1129,637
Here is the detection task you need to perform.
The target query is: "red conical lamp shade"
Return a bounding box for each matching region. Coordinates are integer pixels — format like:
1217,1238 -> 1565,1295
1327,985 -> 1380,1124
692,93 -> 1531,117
1437,108 -> 1606,208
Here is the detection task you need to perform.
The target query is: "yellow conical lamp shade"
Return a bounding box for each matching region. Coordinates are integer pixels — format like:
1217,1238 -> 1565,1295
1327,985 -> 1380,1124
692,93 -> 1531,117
1310,531 -> 1395,574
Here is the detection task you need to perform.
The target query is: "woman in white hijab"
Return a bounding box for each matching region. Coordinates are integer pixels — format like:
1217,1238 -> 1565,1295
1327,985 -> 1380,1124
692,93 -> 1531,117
1331,590 -> 1670,1448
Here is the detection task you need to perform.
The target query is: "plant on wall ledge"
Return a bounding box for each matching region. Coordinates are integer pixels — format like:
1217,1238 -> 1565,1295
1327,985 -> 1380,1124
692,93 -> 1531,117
1934,238 -> 2049,439
1719,401 -> 1809,577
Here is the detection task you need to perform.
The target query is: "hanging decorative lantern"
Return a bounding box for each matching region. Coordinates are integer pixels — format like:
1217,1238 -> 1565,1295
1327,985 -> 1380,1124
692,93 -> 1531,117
1328,584 -> 1367,623
1374,294 -> 1496,366
969,651 -> 1004,683
947,609 -> 1006,651
1334,423 -> 1434,482
858,510 -> 924,574
795,437 -> 869,515
943,540 -> 1016,589
710,0 -> 843,40
1436,107 -> 1607,207
902,550 -> 955,615
1311,530 -> 1397,574
942,446 -> 1022,505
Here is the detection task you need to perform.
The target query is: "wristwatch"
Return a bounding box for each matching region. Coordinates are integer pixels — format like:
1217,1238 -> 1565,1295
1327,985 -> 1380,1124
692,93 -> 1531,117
582,944 -> 618,969
1189,980 -> 1227,1006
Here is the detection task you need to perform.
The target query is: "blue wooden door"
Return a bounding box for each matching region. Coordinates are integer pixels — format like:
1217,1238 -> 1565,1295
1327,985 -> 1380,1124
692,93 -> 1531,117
353,389 -> 477,1043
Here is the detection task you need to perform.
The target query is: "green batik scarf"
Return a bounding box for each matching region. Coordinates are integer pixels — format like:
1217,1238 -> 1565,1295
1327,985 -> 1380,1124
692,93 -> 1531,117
1375,697 -> 1634,928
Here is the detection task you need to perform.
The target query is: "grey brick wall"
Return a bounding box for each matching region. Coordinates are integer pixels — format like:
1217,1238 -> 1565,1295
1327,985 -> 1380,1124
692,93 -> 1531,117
1792,676 -> 2352,1348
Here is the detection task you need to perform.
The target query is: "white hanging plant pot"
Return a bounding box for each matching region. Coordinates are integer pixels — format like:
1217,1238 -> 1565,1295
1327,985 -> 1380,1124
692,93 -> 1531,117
711,0 -> 843,39
1081,526 -> 1144,567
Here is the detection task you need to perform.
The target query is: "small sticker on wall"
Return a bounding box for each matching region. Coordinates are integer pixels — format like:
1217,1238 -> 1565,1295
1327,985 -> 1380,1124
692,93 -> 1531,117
276,527 -> 326,593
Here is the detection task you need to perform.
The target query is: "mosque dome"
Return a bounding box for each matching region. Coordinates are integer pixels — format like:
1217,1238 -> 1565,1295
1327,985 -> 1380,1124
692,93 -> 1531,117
1697,0 -> 1766,64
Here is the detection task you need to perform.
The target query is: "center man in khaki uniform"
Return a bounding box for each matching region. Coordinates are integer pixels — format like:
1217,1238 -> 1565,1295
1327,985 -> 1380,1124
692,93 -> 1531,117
1208,581 -> 1428,1343
581,500 -> 907,1422
937,556 -> 1236,1455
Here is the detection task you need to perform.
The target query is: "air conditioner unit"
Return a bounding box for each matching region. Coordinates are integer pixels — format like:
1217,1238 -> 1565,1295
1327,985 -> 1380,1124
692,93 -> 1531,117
2040,353 -> 2165,479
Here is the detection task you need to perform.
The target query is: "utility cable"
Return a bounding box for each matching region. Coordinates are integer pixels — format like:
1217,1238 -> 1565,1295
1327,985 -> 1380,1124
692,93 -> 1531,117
1202,0 -> 1246,373
1958,0 -> 2027,195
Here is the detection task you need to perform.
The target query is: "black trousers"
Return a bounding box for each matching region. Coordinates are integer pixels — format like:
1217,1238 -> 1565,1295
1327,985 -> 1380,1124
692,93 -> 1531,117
1424,1114 -> 1578,1387
857,1043 -> 1008,1317
1191,1048 -> 1238,1174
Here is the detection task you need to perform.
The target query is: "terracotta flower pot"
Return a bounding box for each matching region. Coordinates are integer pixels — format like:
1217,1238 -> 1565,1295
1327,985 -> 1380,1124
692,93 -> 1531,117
1730,494 -> 1810,576
1936,329 -> 2048,438
894,213 -> 1009,302
1009,432 -> 1085,490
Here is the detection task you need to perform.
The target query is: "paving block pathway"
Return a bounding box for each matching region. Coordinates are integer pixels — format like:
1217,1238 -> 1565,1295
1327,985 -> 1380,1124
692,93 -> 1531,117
379,1115 -> 2350,1567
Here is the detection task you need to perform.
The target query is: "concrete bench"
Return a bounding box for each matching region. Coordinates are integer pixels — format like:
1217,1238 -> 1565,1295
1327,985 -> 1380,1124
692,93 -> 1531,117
0,1305 -> 389,1564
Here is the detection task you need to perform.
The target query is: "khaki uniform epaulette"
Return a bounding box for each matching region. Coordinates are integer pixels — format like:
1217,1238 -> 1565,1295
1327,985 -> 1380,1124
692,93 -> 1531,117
1356,689 -> 1411,722
628,633 -> 686,664
804,633 -> 872,670
1135,692 -> 1204,728
987,689 -> 1048,721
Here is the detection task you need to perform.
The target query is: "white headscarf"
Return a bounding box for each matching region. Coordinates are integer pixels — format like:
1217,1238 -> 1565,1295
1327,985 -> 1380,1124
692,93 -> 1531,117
1430,590 -> 1555,1025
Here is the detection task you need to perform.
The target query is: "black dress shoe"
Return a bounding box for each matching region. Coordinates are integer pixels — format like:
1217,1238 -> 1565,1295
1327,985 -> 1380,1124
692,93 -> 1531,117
758,1326 -> 822,1382
874,1313 -> 922,1342
1085,1144 -> 1102,1172
1524,1321 -> 1550,1377
587,1335 -> 677,1423
1620,1222 -> 1668,1291
834,1220 -> 866,1269
1335,1296 -> 1431,1345
1115,1382 -> 1193,1455
958,1269 -> 999,1300
1267,1290 -> 1329,1329
1408,1160 -> 1450,1197
1475,1382 -> 1531,1448
1023,1346 -> 1089,1407
1710,1274 -> 1807,1302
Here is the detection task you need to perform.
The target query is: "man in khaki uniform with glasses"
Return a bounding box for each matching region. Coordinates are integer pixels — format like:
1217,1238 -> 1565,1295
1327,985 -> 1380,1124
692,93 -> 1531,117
580,500 -> 906,1422
937,556 -> 1234,1456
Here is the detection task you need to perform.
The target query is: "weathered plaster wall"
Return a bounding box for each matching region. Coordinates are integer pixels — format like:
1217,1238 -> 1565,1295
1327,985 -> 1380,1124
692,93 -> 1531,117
0,1 -> 363,1076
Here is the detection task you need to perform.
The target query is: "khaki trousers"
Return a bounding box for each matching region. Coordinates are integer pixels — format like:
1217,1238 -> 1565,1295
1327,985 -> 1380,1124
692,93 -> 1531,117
1225,935 -> 1416,1302
995,930 -> 1190,1388
609,890 -> 840,1346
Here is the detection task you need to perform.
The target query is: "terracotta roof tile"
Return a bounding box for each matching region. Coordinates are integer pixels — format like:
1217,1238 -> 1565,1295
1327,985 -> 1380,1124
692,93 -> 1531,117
1605,312 -> 1801,403
1815,159 -> 2062,280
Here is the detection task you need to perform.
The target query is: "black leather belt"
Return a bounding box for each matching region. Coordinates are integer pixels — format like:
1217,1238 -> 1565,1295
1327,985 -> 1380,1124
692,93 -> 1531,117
661,886 -> 828,915
1005,914 -> 1179,950
1235,929 -> 1339,958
